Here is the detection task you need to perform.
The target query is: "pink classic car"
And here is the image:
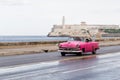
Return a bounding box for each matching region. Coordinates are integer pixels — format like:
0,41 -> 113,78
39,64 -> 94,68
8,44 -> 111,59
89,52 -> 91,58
58,37 -> 99,56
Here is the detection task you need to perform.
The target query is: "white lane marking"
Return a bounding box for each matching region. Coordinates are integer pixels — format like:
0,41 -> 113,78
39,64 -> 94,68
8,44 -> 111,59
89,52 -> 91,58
0,52 -> 120,76
62,66 -> 97,73
59,52 -> 120,62
0,61 -> 59,76
62,60 -> 120,74
3,58 -> 120,80
97,52 -> 120,58
2,68 -> 67,80
62,52 -> 120,74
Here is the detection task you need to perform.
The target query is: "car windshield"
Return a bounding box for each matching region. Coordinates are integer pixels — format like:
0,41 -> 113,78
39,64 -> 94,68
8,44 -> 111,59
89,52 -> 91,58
68,37 -> 84,41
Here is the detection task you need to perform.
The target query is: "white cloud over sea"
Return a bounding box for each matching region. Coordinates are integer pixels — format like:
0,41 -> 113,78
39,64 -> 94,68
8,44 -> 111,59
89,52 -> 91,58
0,0 -> 120,35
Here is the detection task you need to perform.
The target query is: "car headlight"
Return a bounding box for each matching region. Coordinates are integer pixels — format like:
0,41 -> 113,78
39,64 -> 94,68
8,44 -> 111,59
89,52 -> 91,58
59,44 -> 62,48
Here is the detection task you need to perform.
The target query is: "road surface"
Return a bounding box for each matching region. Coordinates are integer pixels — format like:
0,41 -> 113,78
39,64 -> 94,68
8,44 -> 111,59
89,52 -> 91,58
0,46 -> 120,67
0,46 -> 120,80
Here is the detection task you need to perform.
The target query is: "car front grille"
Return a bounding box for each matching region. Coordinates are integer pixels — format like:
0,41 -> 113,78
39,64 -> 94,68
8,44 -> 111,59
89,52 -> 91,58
59,47 -> 79,51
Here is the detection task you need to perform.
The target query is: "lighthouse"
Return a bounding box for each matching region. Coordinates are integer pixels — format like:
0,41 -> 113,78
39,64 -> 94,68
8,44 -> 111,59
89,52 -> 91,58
62,16 -> 65,29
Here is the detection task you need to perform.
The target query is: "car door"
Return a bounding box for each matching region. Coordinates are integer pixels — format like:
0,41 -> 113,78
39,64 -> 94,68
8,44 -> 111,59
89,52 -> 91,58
85,42 -> 93,52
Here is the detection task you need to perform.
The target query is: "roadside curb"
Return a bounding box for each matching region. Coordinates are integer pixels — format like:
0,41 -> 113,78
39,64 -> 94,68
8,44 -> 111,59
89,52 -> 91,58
0,42 -> 120,56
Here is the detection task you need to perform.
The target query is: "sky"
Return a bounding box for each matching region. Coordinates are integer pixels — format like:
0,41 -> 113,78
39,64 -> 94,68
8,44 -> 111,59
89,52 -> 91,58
0,0 -> 120,36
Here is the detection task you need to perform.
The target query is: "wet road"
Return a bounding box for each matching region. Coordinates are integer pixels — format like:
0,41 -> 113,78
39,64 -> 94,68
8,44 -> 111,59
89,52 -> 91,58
0,50 -> 120,79
0,45 -> 120,67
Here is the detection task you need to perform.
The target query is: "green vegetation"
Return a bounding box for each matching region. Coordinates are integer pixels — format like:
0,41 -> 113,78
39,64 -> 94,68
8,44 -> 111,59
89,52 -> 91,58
103,29 -> 120,33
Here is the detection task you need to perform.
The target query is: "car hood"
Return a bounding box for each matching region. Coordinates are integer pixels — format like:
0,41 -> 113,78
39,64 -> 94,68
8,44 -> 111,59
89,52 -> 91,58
59,41 -> 85,48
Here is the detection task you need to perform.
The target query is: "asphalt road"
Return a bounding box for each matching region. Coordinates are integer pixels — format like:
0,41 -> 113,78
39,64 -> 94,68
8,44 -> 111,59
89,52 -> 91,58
0,46 -> 120,80
0,45 -> 120,67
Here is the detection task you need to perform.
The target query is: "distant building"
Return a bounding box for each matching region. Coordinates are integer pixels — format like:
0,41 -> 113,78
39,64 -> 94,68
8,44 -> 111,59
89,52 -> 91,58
48,17 -> 120,38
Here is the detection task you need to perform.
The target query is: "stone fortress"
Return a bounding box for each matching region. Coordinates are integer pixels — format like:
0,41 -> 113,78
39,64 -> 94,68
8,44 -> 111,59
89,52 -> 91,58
48,16 -> 120,38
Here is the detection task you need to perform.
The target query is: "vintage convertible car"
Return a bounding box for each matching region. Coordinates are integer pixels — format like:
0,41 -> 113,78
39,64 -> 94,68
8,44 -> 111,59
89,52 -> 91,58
58,37 -> 99,56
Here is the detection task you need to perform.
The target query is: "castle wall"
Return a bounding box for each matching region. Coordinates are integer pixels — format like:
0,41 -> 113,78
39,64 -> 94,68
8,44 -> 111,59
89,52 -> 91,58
48,22 -> 120,37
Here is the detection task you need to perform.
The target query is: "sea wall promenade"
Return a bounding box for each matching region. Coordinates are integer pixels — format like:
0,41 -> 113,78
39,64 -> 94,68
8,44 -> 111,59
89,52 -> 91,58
0,38 -> 120,56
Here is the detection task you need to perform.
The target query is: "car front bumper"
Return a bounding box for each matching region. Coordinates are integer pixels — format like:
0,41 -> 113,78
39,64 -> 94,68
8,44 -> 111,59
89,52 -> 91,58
58,50 -> 82,53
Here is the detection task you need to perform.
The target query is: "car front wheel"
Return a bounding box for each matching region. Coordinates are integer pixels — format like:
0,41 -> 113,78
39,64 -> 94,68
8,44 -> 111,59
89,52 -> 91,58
76,52 -> 82,56
61,52 -> 65,56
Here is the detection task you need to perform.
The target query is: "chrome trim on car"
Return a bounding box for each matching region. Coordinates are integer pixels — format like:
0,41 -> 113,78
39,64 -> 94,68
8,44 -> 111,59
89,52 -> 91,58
59,47 -> 80,50
58,50 -> 82,53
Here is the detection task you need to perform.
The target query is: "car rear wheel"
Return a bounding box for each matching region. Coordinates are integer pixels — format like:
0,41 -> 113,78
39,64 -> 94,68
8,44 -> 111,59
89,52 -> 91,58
61,52 -> 65,56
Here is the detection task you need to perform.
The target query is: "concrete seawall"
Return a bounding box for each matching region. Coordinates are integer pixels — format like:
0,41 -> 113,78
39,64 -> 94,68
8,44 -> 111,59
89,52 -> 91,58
0,41 -> 65,46
95,38 -> 120,42
0,38 -> 120,56
0,38 -> 120,46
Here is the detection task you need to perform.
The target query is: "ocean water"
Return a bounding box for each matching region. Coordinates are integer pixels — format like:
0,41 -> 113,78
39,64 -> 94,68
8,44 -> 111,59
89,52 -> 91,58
0,36 -> 69,42
0,36 -> 119,43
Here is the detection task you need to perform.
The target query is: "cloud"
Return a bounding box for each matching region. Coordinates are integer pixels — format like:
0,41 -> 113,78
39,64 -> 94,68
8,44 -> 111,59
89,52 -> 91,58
0,0 -> 120,35
0,0 -> 29,6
